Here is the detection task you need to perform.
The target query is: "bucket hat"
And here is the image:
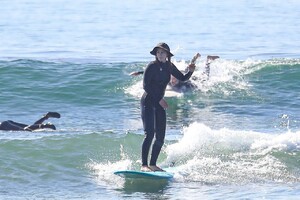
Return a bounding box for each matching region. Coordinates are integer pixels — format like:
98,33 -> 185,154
150,42 -> 174,57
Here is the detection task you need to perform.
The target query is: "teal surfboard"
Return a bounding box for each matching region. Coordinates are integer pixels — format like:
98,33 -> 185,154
114,170 -> 173,180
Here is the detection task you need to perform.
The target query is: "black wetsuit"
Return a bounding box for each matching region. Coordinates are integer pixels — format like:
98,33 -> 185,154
0,112 -> 60,131
141,60 -> 193,166
0,120 -> 27,131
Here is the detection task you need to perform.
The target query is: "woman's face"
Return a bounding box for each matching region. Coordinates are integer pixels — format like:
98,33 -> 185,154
156,48 -> 168,63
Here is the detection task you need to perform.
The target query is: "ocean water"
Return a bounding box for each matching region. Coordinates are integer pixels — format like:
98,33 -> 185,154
1,0 -> 300,199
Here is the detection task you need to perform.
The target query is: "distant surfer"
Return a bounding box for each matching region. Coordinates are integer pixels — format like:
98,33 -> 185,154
140,42 -> 196,172
168,55 -> 219,92
130,55 -> 219,93
0,112 -> 61,131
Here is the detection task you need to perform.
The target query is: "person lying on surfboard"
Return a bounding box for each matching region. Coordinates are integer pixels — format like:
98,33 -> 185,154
140,42 -> 196,172
168,55 -> 219,92
0,112 -> 61,131
130,55 -> 219,93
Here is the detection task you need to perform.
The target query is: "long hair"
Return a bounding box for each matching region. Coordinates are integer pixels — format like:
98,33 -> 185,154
167,55 -> 171,62
167,55 -> 172,68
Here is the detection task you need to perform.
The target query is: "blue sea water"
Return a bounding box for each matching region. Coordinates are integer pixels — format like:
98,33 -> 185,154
1,0 -> 300,199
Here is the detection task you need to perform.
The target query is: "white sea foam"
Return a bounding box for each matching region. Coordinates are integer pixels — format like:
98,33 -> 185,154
125,58 -> 255,98
163,122 -> 300,183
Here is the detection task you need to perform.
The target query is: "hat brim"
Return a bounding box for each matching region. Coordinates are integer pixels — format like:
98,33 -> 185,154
150,47 -> 174,57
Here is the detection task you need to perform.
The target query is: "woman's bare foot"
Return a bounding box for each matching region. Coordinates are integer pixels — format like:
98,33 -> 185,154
149,165 -> 165,172
141,166 -> 152,172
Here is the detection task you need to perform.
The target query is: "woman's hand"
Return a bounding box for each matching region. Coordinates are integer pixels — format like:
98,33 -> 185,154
188,63 -> 196,72
188,53 -> 200,72
159,98 -> 168,110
